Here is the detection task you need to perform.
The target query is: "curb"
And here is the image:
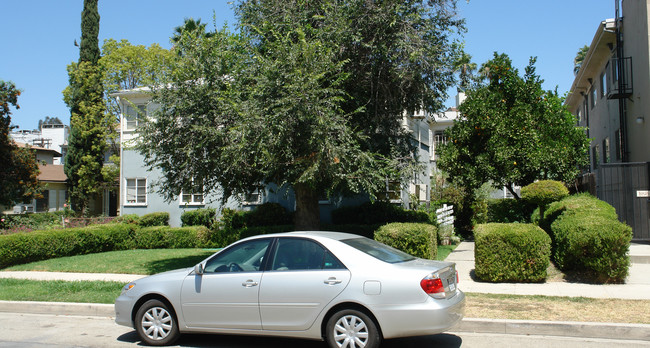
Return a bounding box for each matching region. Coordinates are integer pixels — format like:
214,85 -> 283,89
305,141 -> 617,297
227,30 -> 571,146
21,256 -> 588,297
454,318 -> 650,342
1,301 -> 648,341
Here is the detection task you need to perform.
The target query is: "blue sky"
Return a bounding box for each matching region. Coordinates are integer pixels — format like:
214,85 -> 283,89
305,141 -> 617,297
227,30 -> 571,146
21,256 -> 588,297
1,0 -> 614,130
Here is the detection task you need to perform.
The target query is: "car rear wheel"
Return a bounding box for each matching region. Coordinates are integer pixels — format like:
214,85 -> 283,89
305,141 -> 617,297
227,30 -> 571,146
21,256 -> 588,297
135,299 -> 179,346
325,309 -> 381,348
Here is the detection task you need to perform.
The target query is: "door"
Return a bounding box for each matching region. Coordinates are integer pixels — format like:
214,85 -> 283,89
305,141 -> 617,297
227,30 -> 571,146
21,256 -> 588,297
259,237 -> 351,331
180,238 -> 272,329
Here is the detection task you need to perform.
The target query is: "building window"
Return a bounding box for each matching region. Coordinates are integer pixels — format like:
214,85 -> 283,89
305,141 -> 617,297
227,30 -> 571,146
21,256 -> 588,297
602,137 -> 610,164
433,131 -> 447,159
591,145 -> 600,170
126,178 -> 147,205
124,104 -> 145,131
180,178 -> 204,205
243,189 -> 261,205
600,70 -> 607,98
383,180 -> 402,202
590,87 -> 597,109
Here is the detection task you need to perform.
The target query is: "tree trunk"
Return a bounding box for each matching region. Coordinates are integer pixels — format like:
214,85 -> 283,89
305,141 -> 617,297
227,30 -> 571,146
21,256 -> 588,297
293,184 -> 320,231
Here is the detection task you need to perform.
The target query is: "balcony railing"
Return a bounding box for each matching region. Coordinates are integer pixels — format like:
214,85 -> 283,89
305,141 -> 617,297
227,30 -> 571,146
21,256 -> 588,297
607,56 -> 633,99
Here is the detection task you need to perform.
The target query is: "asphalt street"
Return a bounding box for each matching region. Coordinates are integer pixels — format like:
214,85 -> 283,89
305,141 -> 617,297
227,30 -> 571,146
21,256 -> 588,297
2,312 -> 650,348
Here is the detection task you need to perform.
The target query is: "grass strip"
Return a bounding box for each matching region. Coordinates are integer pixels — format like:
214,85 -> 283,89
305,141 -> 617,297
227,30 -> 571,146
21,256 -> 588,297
0,278 -> 122,304
465,292 -> 650,324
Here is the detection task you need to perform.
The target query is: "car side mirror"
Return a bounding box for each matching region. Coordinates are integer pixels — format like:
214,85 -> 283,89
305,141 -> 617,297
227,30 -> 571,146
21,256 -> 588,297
194,263 -> 205,275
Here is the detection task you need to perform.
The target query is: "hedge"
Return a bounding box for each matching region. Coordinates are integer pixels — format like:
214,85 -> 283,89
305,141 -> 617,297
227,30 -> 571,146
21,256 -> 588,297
0,223 -> 137,269
219,203 -> 293,230
374,223 -> 437,260
331,201 -> 430,225
538,193 -> 632,283
181,208 -> 217,228
487,199 -> 536,223
474,223 -> 551,283
137,212 -> 170,227
134,225 -> 210,249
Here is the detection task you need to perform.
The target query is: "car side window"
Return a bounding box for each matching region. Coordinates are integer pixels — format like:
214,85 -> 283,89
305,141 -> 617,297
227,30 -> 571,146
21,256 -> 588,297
204,239 -> 271,273
271,238 -> 346,271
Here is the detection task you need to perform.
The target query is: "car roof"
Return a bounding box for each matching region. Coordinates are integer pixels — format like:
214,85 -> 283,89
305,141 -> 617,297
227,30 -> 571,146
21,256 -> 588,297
244,231 -> 365,242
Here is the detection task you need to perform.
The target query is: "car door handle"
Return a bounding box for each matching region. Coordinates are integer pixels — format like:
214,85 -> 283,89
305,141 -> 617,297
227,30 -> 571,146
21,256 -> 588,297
242,280 -> 259,287
324,277 -> 342,285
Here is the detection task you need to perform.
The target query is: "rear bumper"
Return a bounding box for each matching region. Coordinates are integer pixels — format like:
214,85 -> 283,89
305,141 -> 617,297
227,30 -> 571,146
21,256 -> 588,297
374,290 -> 466,339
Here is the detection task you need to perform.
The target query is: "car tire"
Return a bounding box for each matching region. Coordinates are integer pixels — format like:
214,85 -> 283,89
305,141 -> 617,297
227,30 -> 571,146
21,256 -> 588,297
325,309 -> 381,348
135,299 -> 180,346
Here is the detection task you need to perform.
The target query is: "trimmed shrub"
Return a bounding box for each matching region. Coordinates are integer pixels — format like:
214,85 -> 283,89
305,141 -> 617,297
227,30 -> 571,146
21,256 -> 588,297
137,212 -> 169,227
114,214 -> 140,225
0,223 -> 137,269
474,223 -> 551,283
375,223 -> 437,259
331,201 -> 430,225
551,212 -> 632,283
181,208 -> 217,228
487,199 -> 536,223
521,180 -> 569,208
538,193 -> 632,283
134,226 -> 209,249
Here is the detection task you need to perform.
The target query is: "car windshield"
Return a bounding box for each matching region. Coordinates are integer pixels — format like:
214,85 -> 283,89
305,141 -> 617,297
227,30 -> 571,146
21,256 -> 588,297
342,238 -> 416,264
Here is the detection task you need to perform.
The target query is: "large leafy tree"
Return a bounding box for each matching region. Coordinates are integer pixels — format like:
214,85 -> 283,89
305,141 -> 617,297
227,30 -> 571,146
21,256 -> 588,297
438,53 -> 590,199
139,0 -> 464,229
64,0 -> 112,215
0,80 -> 41,206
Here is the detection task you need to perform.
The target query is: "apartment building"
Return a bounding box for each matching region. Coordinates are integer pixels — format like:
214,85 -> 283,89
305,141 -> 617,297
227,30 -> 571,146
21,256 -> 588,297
565,0 -> 650,240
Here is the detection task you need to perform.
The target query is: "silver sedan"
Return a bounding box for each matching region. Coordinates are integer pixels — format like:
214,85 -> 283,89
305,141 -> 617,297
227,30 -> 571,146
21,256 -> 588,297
115,231 -> 465,347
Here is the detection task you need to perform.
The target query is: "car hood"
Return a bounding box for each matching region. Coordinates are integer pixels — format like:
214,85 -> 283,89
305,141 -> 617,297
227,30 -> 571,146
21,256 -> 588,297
136,267 -> 194,283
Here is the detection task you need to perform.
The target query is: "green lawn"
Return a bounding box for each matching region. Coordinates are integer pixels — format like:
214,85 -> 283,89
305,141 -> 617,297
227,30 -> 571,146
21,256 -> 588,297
4,249 -> 216,275
0,278 -> 122,304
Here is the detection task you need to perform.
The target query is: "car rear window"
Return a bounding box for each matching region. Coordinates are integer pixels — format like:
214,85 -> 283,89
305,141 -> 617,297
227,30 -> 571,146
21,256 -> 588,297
342,238 -> 416,264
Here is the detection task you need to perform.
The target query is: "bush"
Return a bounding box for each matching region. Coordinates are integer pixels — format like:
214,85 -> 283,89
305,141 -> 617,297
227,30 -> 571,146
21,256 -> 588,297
375,223 -> 437,259
181,208 -> 216,228
1,211 -> 66,234
487,199 -> 536,223
521,180 -> 569,207
474,223 -> 551,283
0,223 -> 137,269
114,214 -> 140,225
219,203 -> 292,230
137,212 -> 169,227
134,226 -> 209,249
331,201 -> 430,225
549,208 -> 631,283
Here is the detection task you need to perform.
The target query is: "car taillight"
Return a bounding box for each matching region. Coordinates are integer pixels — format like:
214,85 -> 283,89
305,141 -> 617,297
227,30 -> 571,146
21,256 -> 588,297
456,270 -> 459,284
420,274 -> 445,299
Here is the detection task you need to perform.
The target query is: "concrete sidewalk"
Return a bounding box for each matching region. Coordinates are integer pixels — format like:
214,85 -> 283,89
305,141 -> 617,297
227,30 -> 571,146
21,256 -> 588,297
445,241 -> 650,300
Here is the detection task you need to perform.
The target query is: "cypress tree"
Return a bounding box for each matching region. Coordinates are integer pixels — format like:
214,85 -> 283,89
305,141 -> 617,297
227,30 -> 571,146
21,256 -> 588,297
64,0 -> 109,215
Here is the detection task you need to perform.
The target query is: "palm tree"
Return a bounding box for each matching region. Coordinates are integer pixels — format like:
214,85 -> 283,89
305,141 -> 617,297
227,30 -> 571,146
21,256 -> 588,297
171,18 -> 214,45
573,45 -> 589,76
454,50 -> 477,92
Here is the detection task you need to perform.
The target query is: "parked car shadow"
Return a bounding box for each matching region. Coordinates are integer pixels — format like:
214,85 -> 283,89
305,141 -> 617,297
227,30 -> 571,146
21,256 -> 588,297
143,252 -> 213,275
117,331 -> 463,347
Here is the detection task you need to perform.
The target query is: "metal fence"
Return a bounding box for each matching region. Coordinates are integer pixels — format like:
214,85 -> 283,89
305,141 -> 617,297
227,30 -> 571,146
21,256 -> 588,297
597,162 -> 650,241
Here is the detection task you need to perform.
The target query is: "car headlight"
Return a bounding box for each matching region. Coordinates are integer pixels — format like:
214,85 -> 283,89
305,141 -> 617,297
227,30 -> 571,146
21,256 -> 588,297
121,282 -> 136,295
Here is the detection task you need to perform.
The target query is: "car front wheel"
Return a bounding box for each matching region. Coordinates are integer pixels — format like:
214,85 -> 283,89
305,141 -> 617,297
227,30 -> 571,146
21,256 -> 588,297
135,299 -> 180,346
325,309 -> 381,348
